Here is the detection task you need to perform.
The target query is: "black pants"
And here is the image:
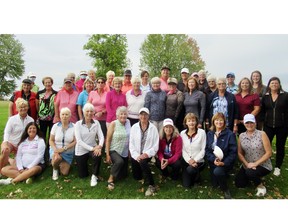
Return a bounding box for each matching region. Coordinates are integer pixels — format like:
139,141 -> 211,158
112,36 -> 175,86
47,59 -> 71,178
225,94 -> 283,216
127,118 -> 139,127
155,158 -> 181,180
264,125 -> 288,168
181,158 -> 205,187
39,120 -> 53,164
109,151 -> 128,180
131,157 -> 154,186
235,165 -> 271,188
75,152 -> 102,178
209,164 -> 232,191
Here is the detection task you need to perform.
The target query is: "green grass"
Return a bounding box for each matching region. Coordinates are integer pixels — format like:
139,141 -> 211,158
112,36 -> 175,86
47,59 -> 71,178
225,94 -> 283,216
0,100 -> 287,199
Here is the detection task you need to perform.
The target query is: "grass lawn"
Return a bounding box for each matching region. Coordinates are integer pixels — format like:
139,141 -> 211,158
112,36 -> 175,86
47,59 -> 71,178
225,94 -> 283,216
0,100 -> 287,199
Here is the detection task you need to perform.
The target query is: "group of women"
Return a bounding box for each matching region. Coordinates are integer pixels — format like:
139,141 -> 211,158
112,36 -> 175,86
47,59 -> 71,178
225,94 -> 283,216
0,68 -> 287,199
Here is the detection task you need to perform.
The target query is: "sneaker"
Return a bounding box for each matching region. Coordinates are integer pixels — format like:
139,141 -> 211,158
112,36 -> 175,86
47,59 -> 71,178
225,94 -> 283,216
256,185 -> 267,197
52,169 -> 59,180
26,178 -> 33,184
0,178 -> 12,185
90,175 -> 98,187
224,189 -> 232,199
273,167 -> 281,176
145,185 -> 156,196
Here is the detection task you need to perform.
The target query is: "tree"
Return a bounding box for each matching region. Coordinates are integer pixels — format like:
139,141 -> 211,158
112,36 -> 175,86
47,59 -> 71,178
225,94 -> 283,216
139,34 -> 206,79
83,34 -> 129,77
0,34 -> 25,99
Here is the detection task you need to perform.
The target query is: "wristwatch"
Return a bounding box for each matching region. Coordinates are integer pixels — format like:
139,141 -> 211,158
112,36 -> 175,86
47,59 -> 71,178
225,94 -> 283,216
64,146 -> 68,151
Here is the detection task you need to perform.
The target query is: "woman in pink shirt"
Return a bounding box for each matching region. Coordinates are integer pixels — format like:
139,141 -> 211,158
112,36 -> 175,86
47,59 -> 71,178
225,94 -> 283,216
106,77 -> 127,128
88,77 -> 108,137
53,78 -> 79,124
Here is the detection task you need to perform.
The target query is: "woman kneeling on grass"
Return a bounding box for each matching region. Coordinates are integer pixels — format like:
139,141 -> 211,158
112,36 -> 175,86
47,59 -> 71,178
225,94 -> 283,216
0,122 -> 46,185
106,106 -> 131,190
235,114 -> 272,197
49,107 -> 76,180
74,103 -> 104,187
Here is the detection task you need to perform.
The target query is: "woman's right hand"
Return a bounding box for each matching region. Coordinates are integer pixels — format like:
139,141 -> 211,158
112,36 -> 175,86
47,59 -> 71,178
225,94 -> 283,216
106,155 -> 112,164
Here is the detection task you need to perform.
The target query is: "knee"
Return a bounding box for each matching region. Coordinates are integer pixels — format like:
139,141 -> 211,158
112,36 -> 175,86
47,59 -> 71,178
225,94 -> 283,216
213,167 -> 225,177
1,147 -> 10,157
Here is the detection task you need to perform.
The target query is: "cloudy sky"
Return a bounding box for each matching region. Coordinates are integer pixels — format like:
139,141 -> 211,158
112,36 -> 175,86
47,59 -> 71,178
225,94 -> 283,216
15,34 -> 288,90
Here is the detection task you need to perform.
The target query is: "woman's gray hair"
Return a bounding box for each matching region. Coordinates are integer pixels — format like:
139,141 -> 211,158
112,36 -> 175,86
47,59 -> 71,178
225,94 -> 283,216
15,98 -> 28,111
82,103 -> 95,113
207,75 -> 216,82
60,107 -> 71,116
131,76 -> 141,84
151,77 -> 161,84
116,106 -> 128,117
216,77 -> 226,84
106,70 -> 115,78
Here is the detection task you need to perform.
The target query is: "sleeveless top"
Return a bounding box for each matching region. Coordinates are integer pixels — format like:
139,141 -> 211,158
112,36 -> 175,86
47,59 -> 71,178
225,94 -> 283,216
110,120 -> 130,157
239,129 -> 272,171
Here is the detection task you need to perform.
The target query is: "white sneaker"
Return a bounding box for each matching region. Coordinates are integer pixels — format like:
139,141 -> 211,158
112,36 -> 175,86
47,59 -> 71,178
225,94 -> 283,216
256,186 -> 267,197
0,178 -> 12,185
273,168 -> 281,176
26,178 -> 33,184
52,169 -> 59,180
90,175 -> 98,187
145,185 -> 156,196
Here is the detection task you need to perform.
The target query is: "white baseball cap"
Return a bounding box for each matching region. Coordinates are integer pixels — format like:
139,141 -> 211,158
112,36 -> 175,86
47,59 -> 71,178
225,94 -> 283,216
163,118 -> 174,127
181,68 -> 189,74
139,107 -> 149,115
243,114 -> 256,124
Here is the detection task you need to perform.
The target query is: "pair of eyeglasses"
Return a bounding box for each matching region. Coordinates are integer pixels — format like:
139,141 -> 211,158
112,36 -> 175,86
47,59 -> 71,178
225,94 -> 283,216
98,81 -> 104,84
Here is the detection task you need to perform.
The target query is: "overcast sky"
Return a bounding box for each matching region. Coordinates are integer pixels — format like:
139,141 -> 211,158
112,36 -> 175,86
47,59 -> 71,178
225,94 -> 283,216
15,34 -> 288,90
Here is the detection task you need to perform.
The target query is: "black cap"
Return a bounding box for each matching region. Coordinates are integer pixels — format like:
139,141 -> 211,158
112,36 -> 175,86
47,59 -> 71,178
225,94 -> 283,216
161,65 -> 170,71
124,69 -> 132,76
22,78 -> 32,84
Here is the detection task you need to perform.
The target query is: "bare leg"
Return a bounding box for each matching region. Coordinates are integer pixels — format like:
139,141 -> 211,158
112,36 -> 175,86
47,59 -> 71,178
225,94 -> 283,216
59,161 -> 71,176
12,166 -> 42,183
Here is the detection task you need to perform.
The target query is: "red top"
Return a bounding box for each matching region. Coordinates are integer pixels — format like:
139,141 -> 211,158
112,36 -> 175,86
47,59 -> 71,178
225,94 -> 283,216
157,135 -> 182,165
235,93 -> 260,120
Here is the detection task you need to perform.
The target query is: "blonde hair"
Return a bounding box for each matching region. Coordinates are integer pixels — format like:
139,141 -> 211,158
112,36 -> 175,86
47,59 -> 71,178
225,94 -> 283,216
15,98 -> 28,111
183,113 -> 199,129
112,77 -> 123,86
60,107 -> 71,117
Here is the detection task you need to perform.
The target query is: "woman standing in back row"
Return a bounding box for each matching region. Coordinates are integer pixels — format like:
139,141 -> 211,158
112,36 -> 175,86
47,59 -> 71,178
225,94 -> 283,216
261,77 -> 288,177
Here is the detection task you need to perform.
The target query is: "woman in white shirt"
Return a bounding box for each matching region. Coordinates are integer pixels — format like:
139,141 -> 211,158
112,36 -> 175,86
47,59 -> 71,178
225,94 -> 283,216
49,107 -> 76,181
74,103 -> 104,187
0,122 -> 45,185
181,113 -> 206,188
126,77 -> 146,126
0,98 -> 34,173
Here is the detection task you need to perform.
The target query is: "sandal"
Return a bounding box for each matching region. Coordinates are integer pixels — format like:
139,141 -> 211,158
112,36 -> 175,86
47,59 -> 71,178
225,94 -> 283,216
107,182 -> 115,190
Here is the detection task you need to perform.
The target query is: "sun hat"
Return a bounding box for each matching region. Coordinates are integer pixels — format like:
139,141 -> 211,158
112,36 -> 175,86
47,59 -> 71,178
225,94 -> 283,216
163,118 -> 174,127
243,114 -> 256,124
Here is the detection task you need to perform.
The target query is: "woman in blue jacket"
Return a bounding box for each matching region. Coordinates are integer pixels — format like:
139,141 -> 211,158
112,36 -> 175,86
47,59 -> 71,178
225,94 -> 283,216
205,112 -> 237,199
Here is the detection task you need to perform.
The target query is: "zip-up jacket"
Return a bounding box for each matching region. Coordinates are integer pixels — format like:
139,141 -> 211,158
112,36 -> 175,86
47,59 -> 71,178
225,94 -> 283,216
262,90 -> 288,128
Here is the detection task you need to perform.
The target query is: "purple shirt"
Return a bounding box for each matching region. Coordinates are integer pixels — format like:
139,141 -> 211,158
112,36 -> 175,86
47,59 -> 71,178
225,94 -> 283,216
105,89 -> 127,123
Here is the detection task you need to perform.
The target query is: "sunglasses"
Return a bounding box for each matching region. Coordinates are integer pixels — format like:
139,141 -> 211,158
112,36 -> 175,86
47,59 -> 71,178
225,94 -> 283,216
226,75 -> 234,78
97,81 -> 105,84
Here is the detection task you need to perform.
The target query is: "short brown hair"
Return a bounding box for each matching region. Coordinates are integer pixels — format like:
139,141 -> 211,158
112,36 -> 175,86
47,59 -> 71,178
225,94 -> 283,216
210,112 -> 226,131
183,113 -> 199,129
